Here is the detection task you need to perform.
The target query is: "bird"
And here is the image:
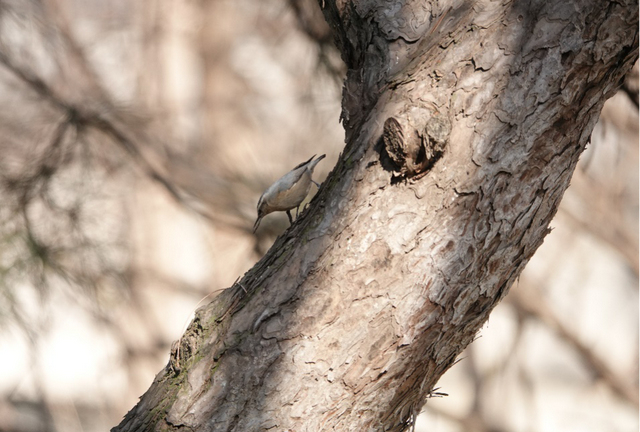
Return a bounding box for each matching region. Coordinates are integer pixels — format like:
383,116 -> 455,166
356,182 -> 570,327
253,154 -> 326,232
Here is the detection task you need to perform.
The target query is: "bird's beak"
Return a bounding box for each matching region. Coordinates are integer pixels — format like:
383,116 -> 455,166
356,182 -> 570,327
253,216 -> 263,233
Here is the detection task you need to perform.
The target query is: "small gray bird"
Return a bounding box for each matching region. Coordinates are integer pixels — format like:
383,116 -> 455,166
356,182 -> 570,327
253,154 -> 326,232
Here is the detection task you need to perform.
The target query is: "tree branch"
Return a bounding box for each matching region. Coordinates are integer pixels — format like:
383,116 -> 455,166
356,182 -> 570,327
112,0 -> 639,430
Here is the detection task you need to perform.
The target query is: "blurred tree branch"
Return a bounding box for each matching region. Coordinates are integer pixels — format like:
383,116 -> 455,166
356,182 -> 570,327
510,287 -> 639,406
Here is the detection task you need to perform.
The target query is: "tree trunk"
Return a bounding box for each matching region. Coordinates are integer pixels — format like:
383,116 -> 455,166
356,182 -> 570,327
113,0 -> 638,431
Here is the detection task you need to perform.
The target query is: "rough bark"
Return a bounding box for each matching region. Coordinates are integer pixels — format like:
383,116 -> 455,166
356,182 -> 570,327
113,0 -> 638,431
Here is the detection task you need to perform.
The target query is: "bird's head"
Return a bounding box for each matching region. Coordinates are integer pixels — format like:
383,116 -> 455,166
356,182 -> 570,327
253,197 -> 267,233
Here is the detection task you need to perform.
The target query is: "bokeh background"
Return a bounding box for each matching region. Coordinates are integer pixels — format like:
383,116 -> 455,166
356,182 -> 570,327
0,1 -> 636,431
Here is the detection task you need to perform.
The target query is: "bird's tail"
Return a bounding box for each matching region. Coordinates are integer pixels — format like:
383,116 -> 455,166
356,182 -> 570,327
307,154 -> 326,172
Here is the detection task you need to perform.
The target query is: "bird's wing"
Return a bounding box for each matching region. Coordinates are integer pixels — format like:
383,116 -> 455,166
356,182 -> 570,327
280,165 -> 308,191
260,155 -> 321,207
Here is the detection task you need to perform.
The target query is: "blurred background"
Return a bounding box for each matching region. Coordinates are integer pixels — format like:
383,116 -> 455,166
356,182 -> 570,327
0,1 -> 636,431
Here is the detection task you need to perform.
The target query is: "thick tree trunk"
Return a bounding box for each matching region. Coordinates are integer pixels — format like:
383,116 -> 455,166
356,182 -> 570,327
113,0 -> 638,431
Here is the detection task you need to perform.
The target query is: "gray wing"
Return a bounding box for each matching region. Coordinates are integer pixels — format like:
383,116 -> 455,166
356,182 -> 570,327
259,155 -> 323,208
261,163 -> 308,204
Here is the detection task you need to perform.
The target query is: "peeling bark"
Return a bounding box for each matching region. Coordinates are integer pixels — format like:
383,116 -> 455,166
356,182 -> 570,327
113,0 -> 638,431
